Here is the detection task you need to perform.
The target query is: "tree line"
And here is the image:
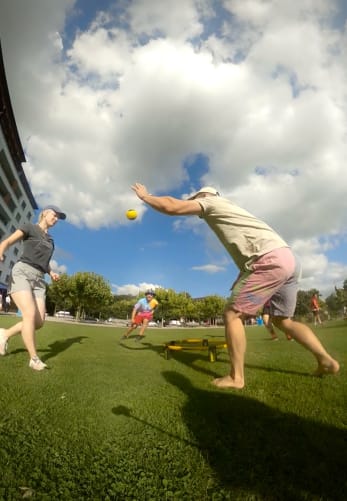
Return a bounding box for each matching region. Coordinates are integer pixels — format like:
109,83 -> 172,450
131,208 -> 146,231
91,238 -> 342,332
46,272 -> 226,324
46,272 -> 347,323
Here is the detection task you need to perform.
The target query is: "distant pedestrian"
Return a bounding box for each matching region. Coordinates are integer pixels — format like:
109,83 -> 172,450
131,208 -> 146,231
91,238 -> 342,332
132,183 -> 339,388
0,205 -> 66,370
4,295 -> 11,313
262,300 -> 292,341
121,290 -> 158,342
310,293 -> 322,326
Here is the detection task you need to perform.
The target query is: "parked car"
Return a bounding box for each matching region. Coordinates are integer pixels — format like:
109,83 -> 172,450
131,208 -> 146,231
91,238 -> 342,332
55,311 -> 74,320
168,320 -> 182,326
55,311 -> 71,318
185,321 -> 199,327
148,321 -> 159,327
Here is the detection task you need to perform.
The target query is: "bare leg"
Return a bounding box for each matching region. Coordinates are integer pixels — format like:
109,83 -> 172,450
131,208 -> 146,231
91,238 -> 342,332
273,317 -> 339,376
122,323 -> 138,338
7,291 -> 45,359
1,321 -> 23,340
263,314 -> 278,340
138,319 -> 149,337
212,309 -> 246,389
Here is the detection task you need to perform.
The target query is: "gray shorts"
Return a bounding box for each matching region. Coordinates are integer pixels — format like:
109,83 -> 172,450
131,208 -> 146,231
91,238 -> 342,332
8,261 -> 47,299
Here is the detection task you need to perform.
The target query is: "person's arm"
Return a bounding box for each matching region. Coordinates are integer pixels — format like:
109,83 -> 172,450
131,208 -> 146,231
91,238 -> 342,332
131,305 -> 138,322
48,267 -> 60,282
131,183 -> 202,216
0,229 -> 25,261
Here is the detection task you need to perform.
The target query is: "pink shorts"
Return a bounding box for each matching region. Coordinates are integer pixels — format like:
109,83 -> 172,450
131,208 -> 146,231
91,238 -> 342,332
133,312 -> 153,325
226,247 -> 301,317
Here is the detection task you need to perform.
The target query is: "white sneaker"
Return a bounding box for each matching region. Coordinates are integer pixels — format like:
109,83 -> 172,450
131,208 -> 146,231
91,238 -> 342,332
0,328 -> 8,356
29,357 -> 47,371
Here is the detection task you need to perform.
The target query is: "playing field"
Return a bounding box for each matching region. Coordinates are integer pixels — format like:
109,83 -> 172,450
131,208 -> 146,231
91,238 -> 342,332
0,317 -> 346,500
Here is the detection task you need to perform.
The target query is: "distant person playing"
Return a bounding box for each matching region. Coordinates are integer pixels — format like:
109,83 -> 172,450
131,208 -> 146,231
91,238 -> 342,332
121,290 -> 159,342
262,300 -> 279,341
262,300 -> 292,341
310,293 -> 322,326
0,205 -> 66,370
4,295 -> 11,313
131,183 -> 339,388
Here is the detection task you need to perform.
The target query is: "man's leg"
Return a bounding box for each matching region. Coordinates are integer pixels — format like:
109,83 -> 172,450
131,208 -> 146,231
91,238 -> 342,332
122,323 -> 137,339
263,314 -> 278,340
273,317 -> 339,375
212,309 -> 246,389
138,318 -> 149,337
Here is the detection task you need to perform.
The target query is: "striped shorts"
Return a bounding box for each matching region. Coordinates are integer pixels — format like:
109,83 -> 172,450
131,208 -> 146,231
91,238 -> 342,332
226,247 -> 301,317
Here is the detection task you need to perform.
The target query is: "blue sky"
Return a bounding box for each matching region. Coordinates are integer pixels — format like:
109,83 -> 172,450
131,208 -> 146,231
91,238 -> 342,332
1,0 -> 347,298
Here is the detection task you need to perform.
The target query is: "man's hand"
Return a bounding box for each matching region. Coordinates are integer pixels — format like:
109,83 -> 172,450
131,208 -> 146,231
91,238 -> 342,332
131,183 -> 151,200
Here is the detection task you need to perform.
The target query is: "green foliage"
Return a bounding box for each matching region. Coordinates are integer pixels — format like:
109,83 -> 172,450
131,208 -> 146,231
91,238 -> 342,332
70,271 -> 114,320
46,273 -> 74,315
48,272 -> 114,320
197,295 -> 226,324
47,273 -> 347,324
0,317 -> 346,500
109,296 -> 135,319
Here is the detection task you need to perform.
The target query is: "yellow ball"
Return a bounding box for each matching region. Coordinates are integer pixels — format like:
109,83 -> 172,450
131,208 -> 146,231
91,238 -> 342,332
126,209 -> 137,220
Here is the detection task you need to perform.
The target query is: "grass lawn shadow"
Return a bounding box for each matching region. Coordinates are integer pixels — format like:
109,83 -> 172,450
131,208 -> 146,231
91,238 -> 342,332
162,370 -> 347,500
40,336 -> 89,362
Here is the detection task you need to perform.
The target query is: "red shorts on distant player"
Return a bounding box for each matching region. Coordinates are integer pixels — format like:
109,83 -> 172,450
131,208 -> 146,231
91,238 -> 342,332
133,312 -> 153,325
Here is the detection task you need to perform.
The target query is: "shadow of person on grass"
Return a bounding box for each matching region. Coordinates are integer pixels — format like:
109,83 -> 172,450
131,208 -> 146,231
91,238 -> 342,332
4,336 -> 89,361
39,336 -> 89,362
133,341 -> 310,380
120,340 -> 222,378
162,370 -> 347,500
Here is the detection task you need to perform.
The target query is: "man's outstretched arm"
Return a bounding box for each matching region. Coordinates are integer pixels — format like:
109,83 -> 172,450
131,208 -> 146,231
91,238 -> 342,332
131,183 -> 202,216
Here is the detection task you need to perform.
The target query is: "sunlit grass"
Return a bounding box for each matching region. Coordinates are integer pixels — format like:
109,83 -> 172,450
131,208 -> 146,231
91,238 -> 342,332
0,316 -> 346,500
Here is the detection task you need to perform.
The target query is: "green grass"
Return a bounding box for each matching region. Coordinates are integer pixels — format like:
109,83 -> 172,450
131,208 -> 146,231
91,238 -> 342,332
0,317 -> 346,500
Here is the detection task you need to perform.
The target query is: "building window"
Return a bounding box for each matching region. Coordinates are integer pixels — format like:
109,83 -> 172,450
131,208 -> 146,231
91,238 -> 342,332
0,205 -> 10,225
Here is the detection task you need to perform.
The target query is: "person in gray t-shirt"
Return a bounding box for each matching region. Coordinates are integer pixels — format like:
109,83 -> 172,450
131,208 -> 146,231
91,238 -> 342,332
131,183 -> 339,389
0,205 -> 66,371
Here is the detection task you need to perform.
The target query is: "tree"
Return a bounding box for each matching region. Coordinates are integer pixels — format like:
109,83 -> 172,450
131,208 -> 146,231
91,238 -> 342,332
294,289 -> 324,320
47,273 -> 74,315
69,272 -> 114,320
197,295 -> 226,325
110,296 -> 136,320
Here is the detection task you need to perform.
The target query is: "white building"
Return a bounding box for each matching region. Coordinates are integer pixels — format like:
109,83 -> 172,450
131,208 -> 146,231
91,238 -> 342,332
0,42 -> 37,300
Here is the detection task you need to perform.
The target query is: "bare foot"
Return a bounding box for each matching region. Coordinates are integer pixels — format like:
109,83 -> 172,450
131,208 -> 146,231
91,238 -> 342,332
313,358 -> 340,377
212,375 -> 244,389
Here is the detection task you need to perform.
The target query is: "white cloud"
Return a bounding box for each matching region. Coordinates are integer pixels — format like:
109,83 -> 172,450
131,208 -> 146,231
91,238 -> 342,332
128,0 -> 204,40
112,282 -> 163,296
49,259 -> 67,274
192,264 -> 226,273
